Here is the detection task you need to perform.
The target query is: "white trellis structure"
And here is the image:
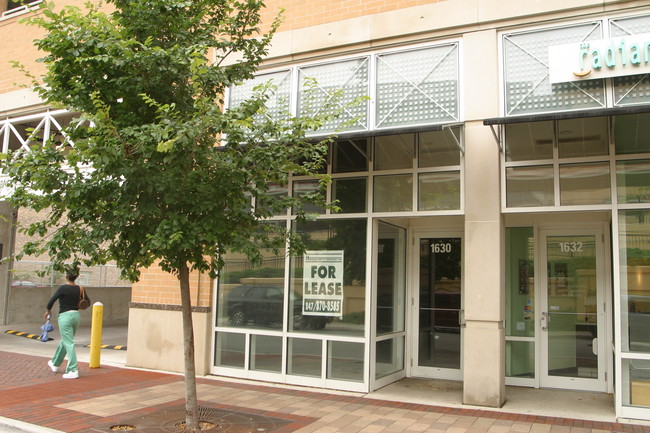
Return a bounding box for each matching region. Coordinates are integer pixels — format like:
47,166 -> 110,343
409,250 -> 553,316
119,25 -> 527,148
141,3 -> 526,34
0,109 -> 75,155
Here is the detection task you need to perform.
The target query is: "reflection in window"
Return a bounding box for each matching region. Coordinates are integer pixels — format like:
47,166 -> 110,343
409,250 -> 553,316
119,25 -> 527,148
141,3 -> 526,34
332,139 -> 369,174
418,172 -> 460,211
214,332 -> 246,369
328,341 -> 364,382
376,337 -> 405,379
617,160 -> 650,204
256,183 -> 288,216
506,341 -> 535,378
374,174 -> 413,212
332,178 -> 366,213
505,227 -> 535,339
419,129 -> 461,167
374,134 -> 414,171
625,359 -> 650,408
505,121 -> 554,162
619,210 -> 650,353
615,113 -> 650,155
376,222 -> 406,335
290,219 -> 366,336
292,179 -> 325,215
558,117 -> 609,158
250,335 -> 282,373
506,166 -> 554,207
216,226 -> 286,330
559,162 -> 611,206
288,338 -> 321,377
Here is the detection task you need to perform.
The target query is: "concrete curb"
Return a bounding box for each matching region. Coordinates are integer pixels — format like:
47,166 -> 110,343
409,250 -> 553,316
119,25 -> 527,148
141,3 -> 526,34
0,416 -> 65,433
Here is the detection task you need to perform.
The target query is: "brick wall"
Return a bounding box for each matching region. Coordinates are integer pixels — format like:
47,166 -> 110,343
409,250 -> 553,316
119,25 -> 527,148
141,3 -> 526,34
261,0 -> 445,32
132,265 -> 213,308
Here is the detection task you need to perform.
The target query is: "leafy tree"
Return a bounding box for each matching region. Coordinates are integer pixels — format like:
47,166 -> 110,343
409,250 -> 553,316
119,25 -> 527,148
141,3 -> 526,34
3,0 -> 350,430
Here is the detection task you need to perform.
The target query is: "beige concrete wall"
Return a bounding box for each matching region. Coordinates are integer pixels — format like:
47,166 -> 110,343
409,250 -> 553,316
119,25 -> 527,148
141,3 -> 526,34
460,25 -> 504,407
126,308 -> 212,375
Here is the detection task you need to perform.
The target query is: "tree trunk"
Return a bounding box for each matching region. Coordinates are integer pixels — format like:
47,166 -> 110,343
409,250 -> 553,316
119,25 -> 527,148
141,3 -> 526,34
179,263 -> 200,431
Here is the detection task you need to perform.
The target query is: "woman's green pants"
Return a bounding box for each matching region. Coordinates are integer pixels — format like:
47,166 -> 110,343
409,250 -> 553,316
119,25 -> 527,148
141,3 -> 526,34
51,310 -> 80,373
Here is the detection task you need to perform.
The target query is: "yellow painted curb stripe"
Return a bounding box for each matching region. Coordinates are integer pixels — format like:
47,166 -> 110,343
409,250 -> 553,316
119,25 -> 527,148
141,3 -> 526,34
4,330 -> 50,341
84,344 -> 127,350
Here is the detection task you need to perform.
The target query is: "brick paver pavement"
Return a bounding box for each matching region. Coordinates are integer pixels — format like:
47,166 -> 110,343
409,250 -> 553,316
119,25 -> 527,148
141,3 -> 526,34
1,350 -> 649,432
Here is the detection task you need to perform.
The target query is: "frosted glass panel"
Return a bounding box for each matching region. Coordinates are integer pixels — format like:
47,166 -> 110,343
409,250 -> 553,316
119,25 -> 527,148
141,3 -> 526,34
299,58 -> 369,134
228,70 -> 291,122
376,45 -> 459,127
609,15 -> 650,106
504,23 -> 605,115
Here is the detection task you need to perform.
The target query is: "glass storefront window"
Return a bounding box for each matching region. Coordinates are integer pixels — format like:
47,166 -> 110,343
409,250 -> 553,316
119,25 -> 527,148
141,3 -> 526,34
559,162 -> 611,206
506,341 -> 535,379
505,121 -> 554,162
215,332 -> 246,368
327,341 -> 364,382
376,337 -> 405,379
292,179 -> 325,215
505,228 -> 535,338
419,129 -> 461,167
506,166 -> 554,207
250,335 -> 283,373
256,183 -> 288,216
332,139 -> 369,174
288,338 -> 321,377
617,160 -> 650,204
374,134 -> 414,171
624,359 -> 650,408
290,219 -> 366,336
558,117 -> 609,158
216,226 -> 286,330
332,178 -> 367,213
615,113 -> 650,155
619,210 -> 650,353
377,222 -> 406,335
418,171 -> 460,211
374,174 -> 413,212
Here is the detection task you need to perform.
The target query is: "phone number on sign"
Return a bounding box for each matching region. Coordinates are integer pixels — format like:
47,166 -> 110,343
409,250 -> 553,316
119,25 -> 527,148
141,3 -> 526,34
304,299 -> 341,313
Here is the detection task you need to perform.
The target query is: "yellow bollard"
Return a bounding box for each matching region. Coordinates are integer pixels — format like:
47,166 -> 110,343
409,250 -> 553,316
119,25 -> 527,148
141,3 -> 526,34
89,302 -> 104,368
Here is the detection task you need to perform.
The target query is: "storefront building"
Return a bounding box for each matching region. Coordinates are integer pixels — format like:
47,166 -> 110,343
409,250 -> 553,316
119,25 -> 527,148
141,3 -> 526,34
1,0 -> 650,423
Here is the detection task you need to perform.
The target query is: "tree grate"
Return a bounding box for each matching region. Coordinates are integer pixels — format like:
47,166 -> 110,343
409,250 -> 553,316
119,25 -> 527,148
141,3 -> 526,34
103,403 -> 292,432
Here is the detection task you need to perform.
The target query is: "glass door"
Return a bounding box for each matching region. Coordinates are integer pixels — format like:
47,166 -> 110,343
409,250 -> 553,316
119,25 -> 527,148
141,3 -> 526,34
540,230 -> 607,391
372,221 -> 407,389
411,235 -> 462,380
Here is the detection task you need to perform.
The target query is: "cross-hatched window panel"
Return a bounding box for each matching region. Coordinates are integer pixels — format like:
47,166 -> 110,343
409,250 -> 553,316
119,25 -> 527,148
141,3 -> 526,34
610,14 -> 650,106
298,58 -> 369,134
228,70 -> 292,123
376,45 -> 459,128
504,23 -> 605,115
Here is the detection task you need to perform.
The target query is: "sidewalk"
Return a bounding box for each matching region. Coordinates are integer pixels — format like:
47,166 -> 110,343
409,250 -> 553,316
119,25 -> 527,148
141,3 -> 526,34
1,326 -> 650,432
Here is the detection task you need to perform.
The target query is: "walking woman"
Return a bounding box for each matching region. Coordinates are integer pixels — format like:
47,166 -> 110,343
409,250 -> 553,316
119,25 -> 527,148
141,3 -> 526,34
44,268 -> 90,379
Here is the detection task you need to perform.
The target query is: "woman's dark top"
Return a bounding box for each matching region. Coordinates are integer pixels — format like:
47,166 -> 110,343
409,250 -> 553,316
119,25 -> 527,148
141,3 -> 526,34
46,284 -> 90,314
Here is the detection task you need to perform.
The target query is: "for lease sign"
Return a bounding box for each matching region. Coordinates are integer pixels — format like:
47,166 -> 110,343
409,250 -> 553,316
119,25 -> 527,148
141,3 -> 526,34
302,250 -> 344,317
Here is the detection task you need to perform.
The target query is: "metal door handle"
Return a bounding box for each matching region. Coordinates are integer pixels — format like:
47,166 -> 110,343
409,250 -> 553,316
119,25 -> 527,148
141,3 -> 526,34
540,312 -> 549,330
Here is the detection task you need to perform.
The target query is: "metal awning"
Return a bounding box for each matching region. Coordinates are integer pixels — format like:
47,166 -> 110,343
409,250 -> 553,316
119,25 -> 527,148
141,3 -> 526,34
483,105 -> 650,126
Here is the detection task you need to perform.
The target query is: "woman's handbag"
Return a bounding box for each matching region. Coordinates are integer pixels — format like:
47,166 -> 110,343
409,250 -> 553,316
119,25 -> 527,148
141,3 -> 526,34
77,285 -> 90,310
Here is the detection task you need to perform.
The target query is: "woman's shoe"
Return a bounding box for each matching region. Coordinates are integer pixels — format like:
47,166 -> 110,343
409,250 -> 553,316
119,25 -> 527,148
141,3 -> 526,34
62,370 -> 79,379
47,360 -> 59,373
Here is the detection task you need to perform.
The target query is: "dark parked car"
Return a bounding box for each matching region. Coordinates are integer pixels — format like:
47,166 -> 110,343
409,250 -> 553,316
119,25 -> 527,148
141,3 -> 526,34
225,284 -> 330,330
